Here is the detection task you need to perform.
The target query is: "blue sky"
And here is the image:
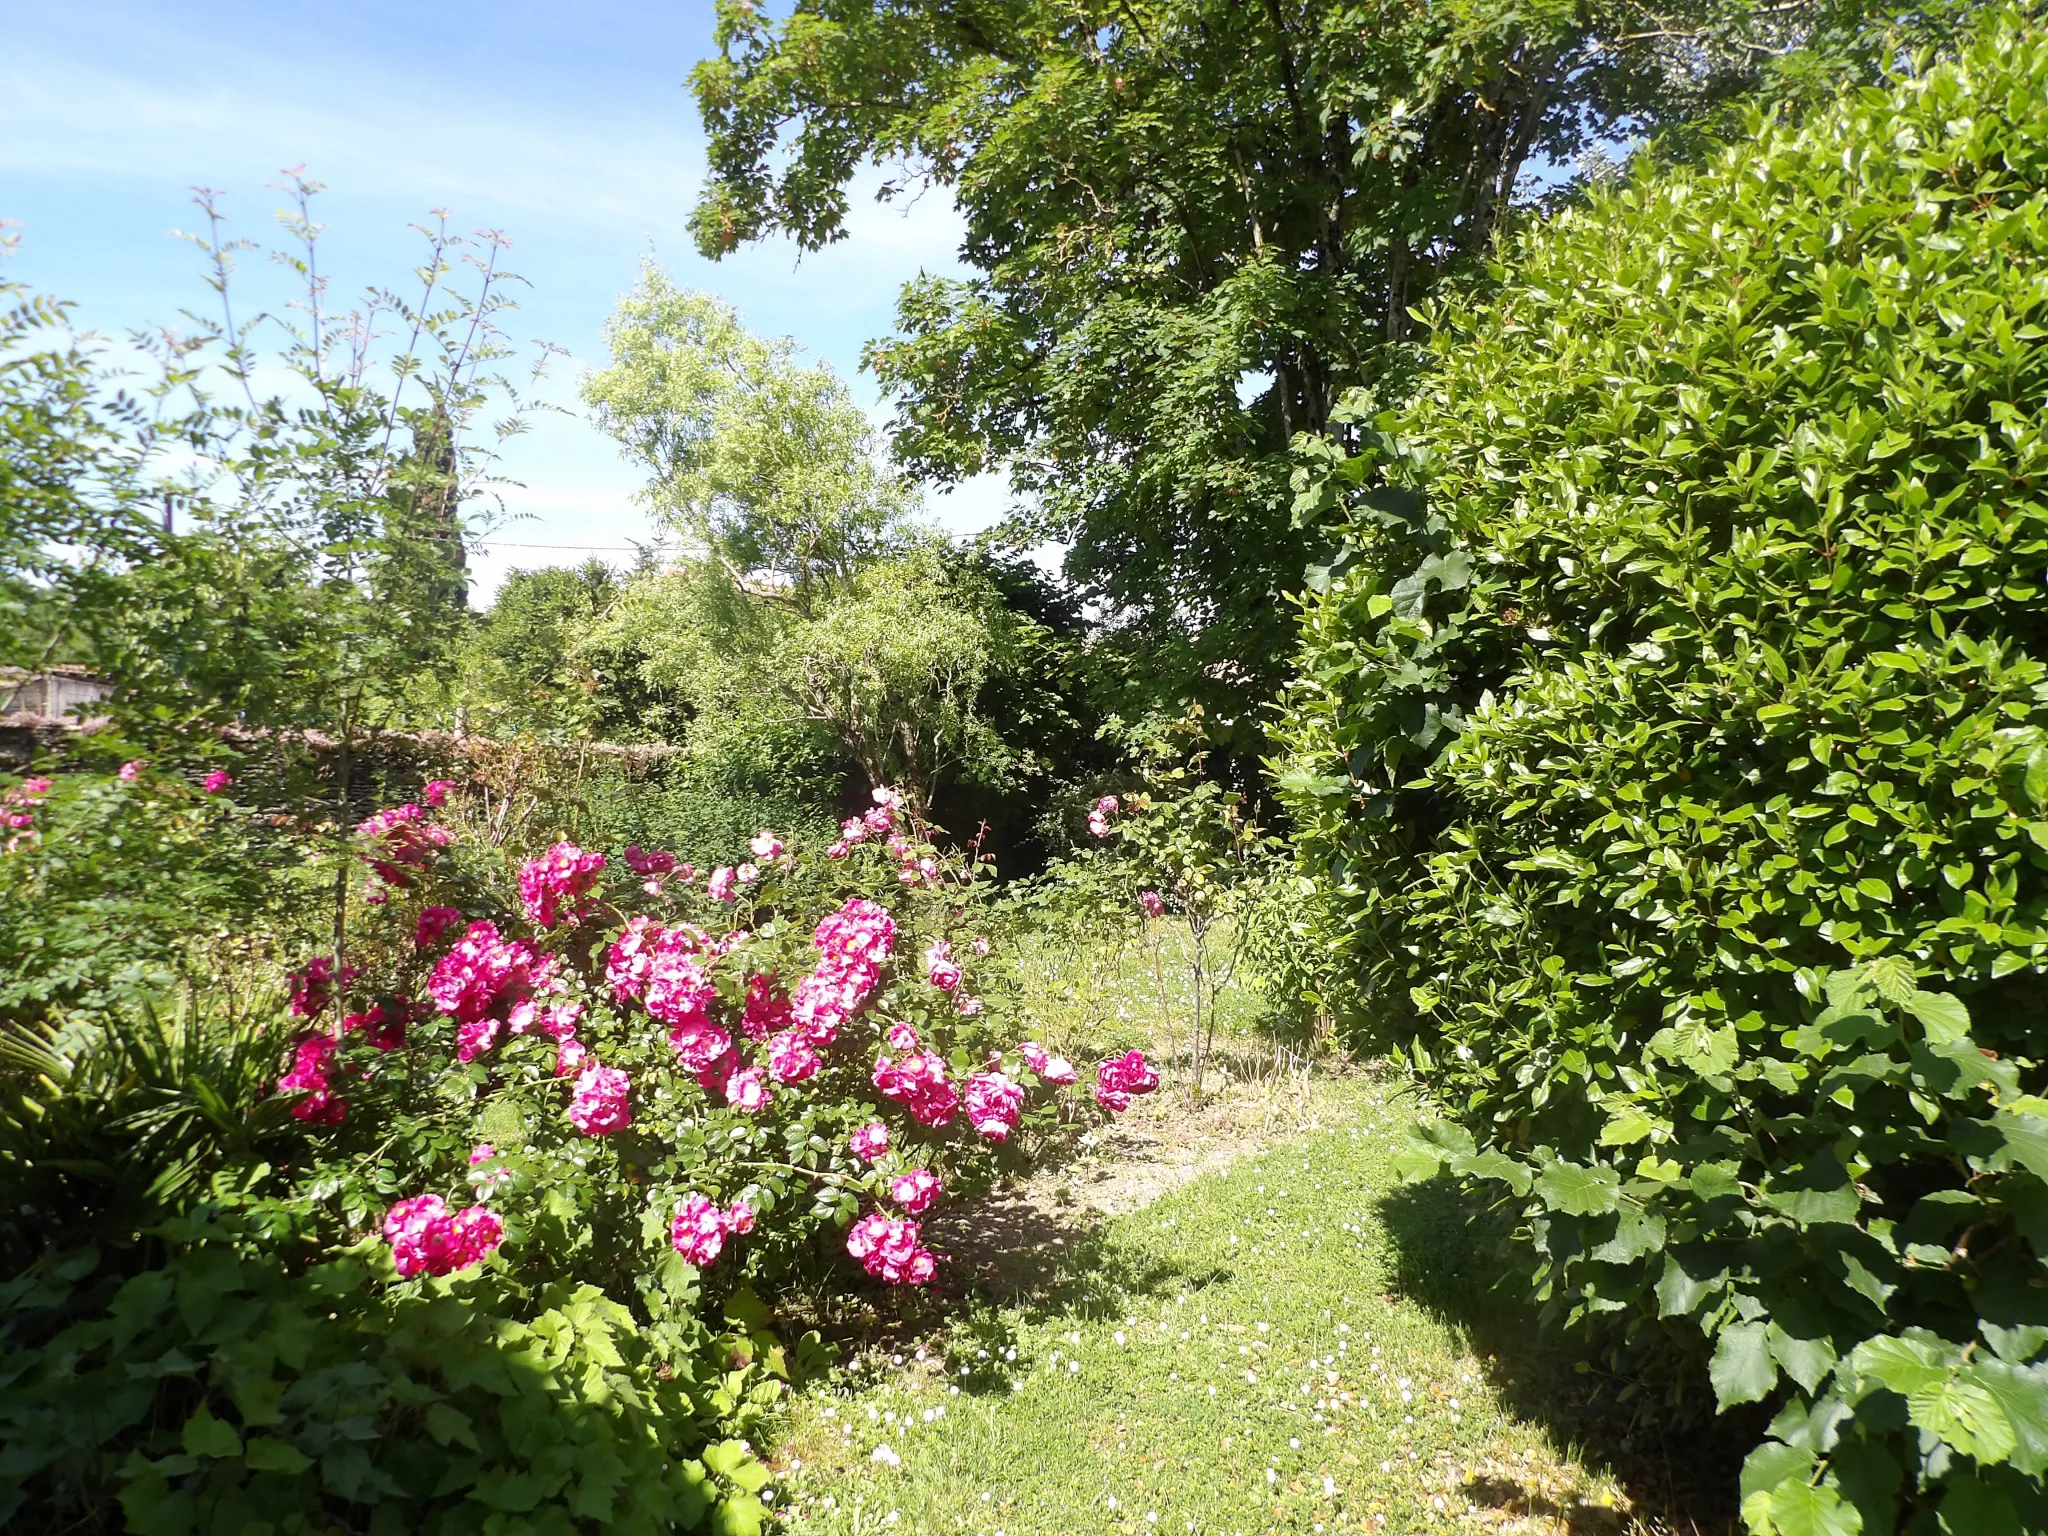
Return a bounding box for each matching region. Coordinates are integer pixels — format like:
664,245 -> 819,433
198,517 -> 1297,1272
1,0 -> 1004,598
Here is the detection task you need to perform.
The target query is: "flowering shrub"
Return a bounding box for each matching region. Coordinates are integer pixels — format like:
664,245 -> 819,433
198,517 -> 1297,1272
275,785 -> 1152,1321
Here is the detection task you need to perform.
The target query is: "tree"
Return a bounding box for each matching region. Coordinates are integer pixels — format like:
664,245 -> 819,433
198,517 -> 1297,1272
458,560 -> 684,742
582,268 -> 912,602
591,541 -> 1029,809
687,0 -> 1948,738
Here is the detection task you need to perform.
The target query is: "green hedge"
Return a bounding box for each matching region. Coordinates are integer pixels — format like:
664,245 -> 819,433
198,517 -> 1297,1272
1277,9 -> 2048,1530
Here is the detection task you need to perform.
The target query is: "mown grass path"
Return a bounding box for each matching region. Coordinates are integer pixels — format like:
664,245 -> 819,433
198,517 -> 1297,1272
768,1080 -> 1698,1536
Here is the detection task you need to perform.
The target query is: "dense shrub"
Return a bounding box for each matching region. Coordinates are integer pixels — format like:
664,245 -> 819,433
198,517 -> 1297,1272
1277,11 -> 2048,1529
0,1202 -> 772,1536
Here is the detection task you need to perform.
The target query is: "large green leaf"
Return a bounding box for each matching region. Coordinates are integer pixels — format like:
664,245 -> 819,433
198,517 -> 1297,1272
1713,1322 -> 1779,1410
1967,1360 -> 2048,1474
1535,1162 -> 1622,1217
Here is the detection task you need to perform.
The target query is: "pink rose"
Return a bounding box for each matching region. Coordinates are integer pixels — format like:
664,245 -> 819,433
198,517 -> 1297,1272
890,1167 -> 941,1215
1139,889 -> 1165,918
749,831 -> 785,861
767,1029 -> 822,1083
725,1066 -> 773,1113
118,760 -> 144,782
384,1194 -> 502,1277
517,840 -> 606,928
924,939 -> 962,992
423,778 -> 458,808
416,905 -> 463,947
568,1064 -> 632,1135
885,1021 -> 920,1052
671,1193 -> 729,1267
1094,1048 -> 1159,1113
964,1071 -> 1025,1142
1020,1042 -> 1079,1085
848,1121 -> 890,1162
668,1019 -> 734,1074
200,770 -> 233,794
742,973 -> 793,1039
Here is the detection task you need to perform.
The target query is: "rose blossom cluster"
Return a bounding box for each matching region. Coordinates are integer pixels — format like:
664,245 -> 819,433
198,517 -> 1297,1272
622,844 -> 688,895
1094,1048 -> 1161,1112
277,1035 -> 346,1123
508,996 -> 586,1076
287,955 -> 365,1018
670,1193 -> 755,1267
1088,794 -> 1119,838
428,921 -> 559,1063
383,1194 -> 503,1278
742,971 -> 792,1039
923,939 -> 962,992
873,1050 -> 960,1127
1020,1041 -> 1079,1085
200,770 -> 233,795
2,776 -> 53,853
828,786 -> 912,861
423,778 -> 458,808
790,897 -> 895,1046
848,1121 -> 891,1162
846,1211 -> 935,1286
964,1071 -> 1025,1142
416,905 -> 464,947
356,803 -> 452,888
568,1063 -> 633,1135
889,1166 -> 941,1215
518,840 -> 607,928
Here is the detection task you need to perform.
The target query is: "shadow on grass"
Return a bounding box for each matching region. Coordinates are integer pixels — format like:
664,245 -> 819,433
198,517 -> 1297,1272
1377,1176 -> 1755,1536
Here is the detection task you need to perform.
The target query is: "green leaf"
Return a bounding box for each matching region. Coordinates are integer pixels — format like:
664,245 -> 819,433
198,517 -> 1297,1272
1600,1108 -> 1657,1146
702,1440 -> 754,1480
1938,1473 -> 2021,1536
1865,956 -> 1917,1005
711,1492 -> 769,1536
1657,1251 -> 1724,1317
1904,991 -> 1971,1043
1757,1480 -> 1864,1536
1768,1325 -> 1840,1393
243,1437 -> 313,1475
181,1405 -> 242,1461
1763,1183 -> 1861,1227
1535,1161 -> 1621,1216
1711,1321 -> 1778,1409
1853,1334 -> 1953,1397
1910,1375 -> 2018,1465
1451,1149 -> 1534,1195
1741,1440 -> 1815,1503
1972,1359 -> 2048,1476
1996,1113 -> 2048,1185
424,1402 -> 479,1451
1649,1022 -> 1739,1077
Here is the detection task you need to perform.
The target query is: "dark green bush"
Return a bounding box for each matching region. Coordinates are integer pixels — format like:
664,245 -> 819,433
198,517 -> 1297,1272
1277,10 -> 2048,1529
0,1203 -> 772,1536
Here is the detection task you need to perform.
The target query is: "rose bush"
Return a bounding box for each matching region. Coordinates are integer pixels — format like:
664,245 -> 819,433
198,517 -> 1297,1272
279,782 -> 1151,1318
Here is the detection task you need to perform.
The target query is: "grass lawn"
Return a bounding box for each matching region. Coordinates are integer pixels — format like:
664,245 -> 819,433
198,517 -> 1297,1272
765,1077 -> 1705,1536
